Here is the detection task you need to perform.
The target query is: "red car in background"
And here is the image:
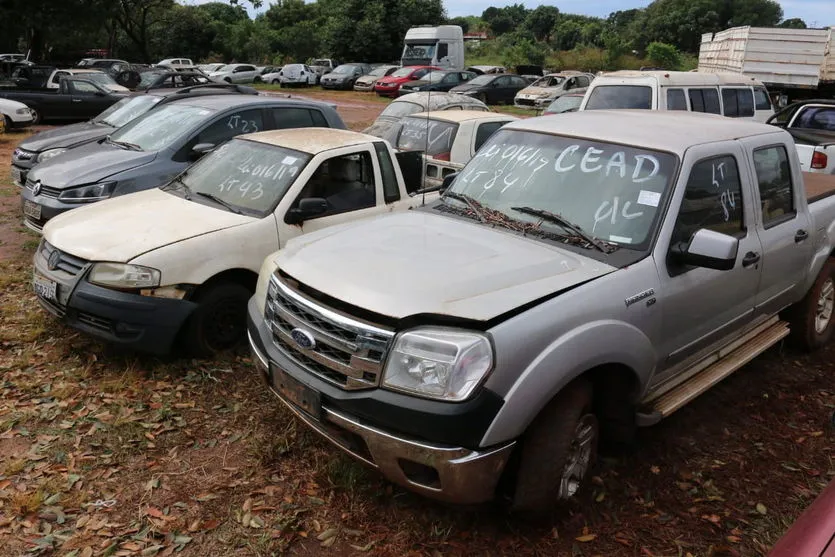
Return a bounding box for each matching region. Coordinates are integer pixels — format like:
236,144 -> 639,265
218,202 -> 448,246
770,479 -> 835,556
374,65 -> 439,98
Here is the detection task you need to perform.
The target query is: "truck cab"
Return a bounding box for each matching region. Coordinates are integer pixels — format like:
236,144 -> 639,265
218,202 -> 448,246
401,25 -> 464,71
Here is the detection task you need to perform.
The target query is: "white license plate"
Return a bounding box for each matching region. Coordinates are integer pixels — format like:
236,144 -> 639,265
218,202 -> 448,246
10,166 -> 22,186
33,274 -> 57,301
23,200 -> 41,220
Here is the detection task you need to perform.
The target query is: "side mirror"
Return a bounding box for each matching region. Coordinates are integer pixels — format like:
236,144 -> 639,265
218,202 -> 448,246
439,172 -> 458,193
191,143 -> 215,159
286,197 -> 328,224
671,228 -> 739,271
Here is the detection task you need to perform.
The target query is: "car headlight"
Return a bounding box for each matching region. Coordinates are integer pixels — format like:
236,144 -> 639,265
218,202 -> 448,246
57,181 -> 116,203
37,148 -> 68,163
16,108 -> 29,115
382,327 -> 493,401
88,262 -> 161,289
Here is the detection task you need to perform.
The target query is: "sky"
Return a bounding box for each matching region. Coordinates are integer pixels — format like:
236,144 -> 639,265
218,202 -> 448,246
180,0 -> 835,28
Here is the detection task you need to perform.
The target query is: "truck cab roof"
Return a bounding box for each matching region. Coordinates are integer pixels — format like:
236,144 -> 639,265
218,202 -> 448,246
241,127 -> 381,154
505,110 -> 784,154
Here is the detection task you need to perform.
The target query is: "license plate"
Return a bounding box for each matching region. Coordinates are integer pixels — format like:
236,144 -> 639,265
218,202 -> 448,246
23,200 -> 41,220
271,364 -> 321,419
10,166 -> 22,186
33,274 -> 57,302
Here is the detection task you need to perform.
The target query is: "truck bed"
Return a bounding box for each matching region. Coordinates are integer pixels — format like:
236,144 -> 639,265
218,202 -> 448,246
804,172 -> 835,202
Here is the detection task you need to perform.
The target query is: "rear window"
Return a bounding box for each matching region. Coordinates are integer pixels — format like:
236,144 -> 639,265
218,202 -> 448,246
396,117 -> 459,157
791,106 -> 835,131
585,86 -> 652,110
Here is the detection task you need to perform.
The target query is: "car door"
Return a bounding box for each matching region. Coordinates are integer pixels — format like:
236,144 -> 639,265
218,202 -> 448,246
492,76 -> 512,104
653,142 -> 764,376
280,147 -> 385,243
65,80 -> 108,119
440,73 -> 458,91
741,138 -> 814,316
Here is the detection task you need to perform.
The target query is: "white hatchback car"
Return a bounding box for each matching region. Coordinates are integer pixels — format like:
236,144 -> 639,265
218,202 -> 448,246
263,64 -> 317,86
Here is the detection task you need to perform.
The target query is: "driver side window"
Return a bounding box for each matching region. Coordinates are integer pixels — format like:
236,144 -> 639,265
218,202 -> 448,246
72,81 -> 100,95
289,151 -> 377,219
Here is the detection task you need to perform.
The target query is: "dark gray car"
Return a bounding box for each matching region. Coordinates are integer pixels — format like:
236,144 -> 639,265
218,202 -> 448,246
21,95 -> 346,232
11,84 -> 260,187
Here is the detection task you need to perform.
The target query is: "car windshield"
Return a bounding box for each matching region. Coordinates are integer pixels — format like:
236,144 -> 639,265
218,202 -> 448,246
545,95 -> 583,114
422,71 -> 449,83
138,71 -> 164,88
331,65 -> 356,74
109,103 -> 213,151
391,67 -> 418,78
379,100 -> 423,118
369,66 -> 392,77
586,85 -> 652,110
446,129 -> 678,249
532,75 -> 565,88
93,95 -> 162,127
397,117 -> 459,157
176,138 -> 311,216
467,75 -> 496,86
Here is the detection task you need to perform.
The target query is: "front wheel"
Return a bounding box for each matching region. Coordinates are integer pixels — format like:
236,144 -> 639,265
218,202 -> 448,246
29,109 -> 41,125
788,258 -> 835,350
180,282 -> 252,358
511,378 -> 598,512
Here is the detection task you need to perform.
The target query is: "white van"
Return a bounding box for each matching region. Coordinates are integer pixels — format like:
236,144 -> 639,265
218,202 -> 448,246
401,25 -> 464,71
580,70 -> 774,123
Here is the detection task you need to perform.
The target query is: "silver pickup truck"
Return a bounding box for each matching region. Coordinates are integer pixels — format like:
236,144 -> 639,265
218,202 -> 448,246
246,111 -> 835,511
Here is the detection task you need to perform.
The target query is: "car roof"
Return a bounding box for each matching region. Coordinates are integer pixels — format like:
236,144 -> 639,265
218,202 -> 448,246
504,110 -> 783,154
410,110 -> 518,123
164,95 -> 325,111
242,127 -> 379,153
598,70 -> 762,87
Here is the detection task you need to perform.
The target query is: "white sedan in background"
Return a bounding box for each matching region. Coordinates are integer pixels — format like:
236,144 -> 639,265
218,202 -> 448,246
0,98 -> 35,130
262,64 -> 317,86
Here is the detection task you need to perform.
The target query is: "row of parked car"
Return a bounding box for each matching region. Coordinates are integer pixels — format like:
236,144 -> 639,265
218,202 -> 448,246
7,72 -> 835,540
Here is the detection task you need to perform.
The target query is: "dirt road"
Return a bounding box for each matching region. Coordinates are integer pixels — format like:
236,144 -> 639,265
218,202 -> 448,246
0,100 -> 832,556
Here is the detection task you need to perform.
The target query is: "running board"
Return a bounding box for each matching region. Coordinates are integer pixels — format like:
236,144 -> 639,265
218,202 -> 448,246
639,320 -> 789,422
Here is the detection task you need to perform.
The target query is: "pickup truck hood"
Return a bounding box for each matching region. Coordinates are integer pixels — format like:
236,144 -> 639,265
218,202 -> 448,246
27,142 -> 156,189
44,188 -> 255,263
277,212 -> 616,321
19,121 -> 109,152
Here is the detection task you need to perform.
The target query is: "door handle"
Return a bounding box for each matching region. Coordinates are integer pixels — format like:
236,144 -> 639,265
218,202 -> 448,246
72,98 -> 82,103
795,229 -> 809,243
742,251 -> 760,267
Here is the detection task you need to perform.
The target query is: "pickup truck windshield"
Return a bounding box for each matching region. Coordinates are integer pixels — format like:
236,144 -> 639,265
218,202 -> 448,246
177,138 -> 311,216
93,95 -> 161,127
397,117 -> 458,157
586,86 -> 652,110
109,104 -> 212,151
448,129 -> 678,248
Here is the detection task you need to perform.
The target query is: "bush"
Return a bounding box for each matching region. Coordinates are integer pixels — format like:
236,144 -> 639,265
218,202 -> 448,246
645,42 -> 681,70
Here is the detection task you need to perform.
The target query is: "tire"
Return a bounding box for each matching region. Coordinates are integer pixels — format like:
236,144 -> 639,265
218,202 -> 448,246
254,76 -> 262,83
180,282 -> 252,358
29,109 -> 40,125
477,93 -> 488,104
3,115 -> 10,132
271,79 -> 280,85
511,378 -> 598,512
224,77 -> 232,83
788,258 -> 835,350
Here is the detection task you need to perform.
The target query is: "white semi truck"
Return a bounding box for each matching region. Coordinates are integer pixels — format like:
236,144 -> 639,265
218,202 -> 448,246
401,25 -> 464,71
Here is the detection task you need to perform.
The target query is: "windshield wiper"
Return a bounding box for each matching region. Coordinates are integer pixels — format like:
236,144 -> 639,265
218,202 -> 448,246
441,192 -> 486,223
195,191 -> 242,214
105,135 -> 141,151
511,206 -> 613,253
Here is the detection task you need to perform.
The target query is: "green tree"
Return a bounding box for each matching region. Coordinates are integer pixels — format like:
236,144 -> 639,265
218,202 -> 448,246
778,18 -> 806,28
646,41 -> 682,69
481,4 -> 528,36
551,19 -> 583,51
524,6 -> 559,41
446,16 -> 471,34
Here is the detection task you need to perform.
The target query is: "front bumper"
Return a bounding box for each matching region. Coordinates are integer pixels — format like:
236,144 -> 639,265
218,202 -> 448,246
353,82 -> 374,92
375,86 -> 399,97
8,114 -> 34,128
320,80 -> 350,90
10,162 -> 32,187
19,184 -> 89,232
514,97 -> 549,109
247,298 -> 513,505
32,242 -> 197,354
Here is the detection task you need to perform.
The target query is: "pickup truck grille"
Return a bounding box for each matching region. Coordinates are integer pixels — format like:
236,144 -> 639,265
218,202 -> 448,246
265,276 -> 394,390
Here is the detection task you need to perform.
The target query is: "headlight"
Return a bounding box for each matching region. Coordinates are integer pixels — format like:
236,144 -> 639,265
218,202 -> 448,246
37,148 -> 68,163
57,181 -> 116,203
89,262 -> 160,289
16,108 -> 29,115
382,328 -> 493,401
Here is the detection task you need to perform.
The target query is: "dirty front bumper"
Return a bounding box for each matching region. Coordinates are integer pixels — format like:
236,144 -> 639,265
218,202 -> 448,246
32,241 -> 197,354
247,298 -> 514,505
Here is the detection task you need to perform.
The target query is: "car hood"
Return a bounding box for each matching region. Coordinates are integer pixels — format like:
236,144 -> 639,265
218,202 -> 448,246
28,143 -> 156,189
19,121 -> 110,152
44,188 -> 256,263
518,85 -> 557,97
276,211 -> 616,321
377,76 -> 408,85
450,83 -> 479,93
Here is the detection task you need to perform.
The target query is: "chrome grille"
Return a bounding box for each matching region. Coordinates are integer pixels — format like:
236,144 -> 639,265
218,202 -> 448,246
38,241 -> 88,277
26,179 -> 61,199
265,276 -> 393,390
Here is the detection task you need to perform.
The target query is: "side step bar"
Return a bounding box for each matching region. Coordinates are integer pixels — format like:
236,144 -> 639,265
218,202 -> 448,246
638,319 -> 789,423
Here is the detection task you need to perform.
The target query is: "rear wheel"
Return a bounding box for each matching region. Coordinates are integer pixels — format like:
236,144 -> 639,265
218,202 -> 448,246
29,109 -> 40,125
180,282 -> 252,358
788,258 -> 835,350
511,378 -> 598,512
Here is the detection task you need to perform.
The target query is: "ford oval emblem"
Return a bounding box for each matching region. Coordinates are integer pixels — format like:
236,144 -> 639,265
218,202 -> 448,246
290,328 -> 316,350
